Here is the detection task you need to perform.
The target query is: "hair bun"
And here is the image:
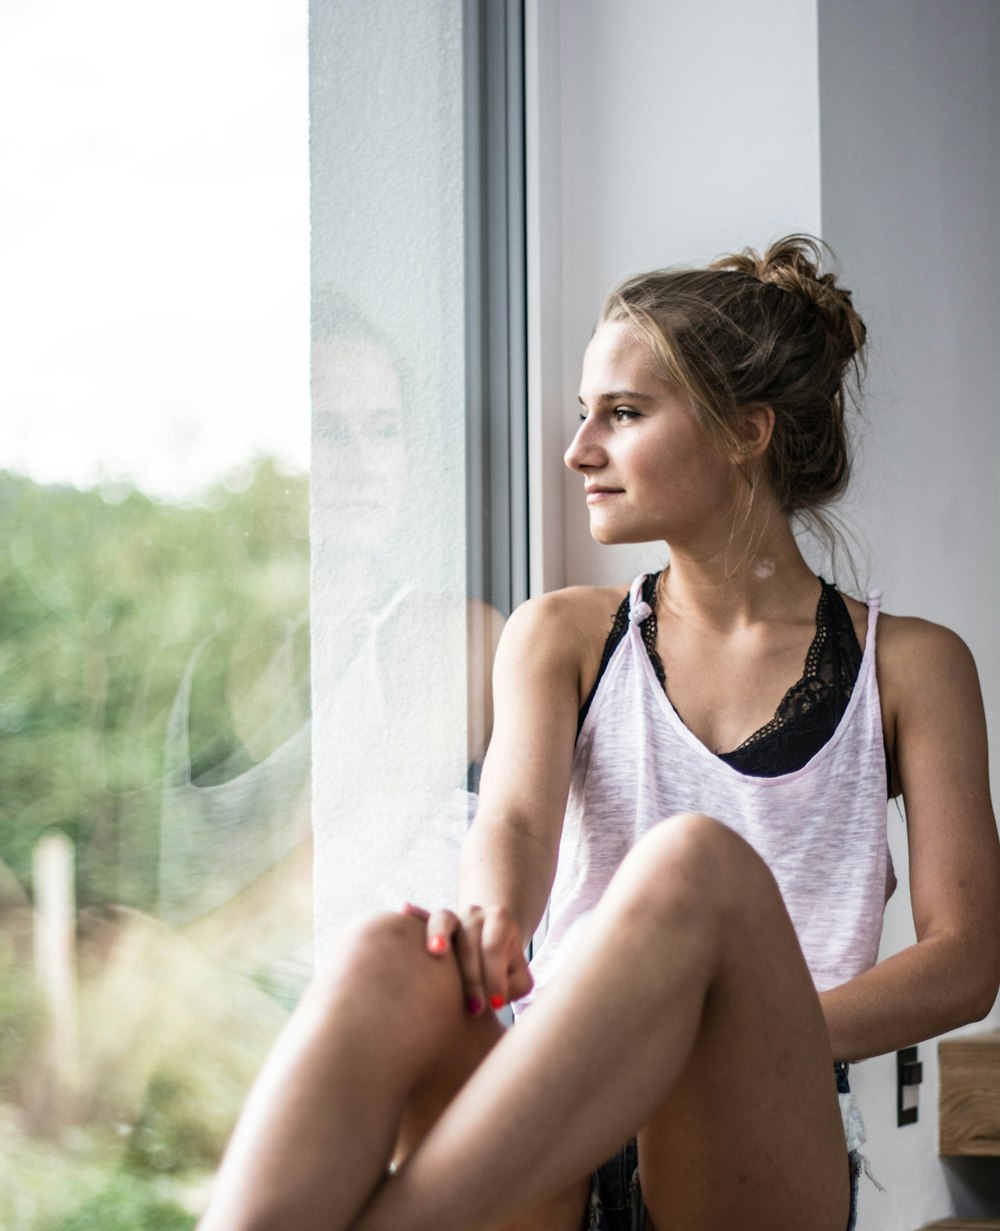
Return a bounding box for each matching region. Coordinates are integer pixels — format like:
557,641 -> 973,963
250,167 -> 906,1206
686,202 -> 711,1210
712,235 -> 867,370
602,234 -> 870,556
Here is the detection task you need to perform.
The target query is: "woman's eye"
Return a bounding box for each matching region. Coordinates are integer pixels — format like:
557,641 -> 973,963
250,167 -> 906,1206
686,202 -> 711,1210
613,406 -> 639,422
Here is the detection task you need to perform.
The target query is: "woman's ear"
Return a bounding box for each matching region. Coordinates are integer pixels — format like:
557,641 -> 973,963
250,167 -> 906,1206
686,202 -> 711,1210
735,404 -> 775,463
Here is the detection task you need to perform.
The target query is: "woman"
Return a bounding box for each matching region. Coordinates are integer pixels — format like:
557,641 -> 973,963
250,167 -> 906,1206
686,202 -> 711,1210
198,237 -> 1000,1231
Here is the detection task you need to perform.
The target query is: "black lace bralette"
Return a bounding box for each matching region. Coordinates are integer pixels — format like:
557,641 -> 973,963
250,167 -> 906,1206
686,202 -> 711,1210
578,573 -> 864,778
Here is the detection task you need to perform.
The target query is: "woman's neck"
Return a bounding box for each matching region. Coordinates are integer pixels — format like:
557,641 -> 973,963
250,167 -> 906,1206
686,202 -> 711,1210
657,516 -> 818,632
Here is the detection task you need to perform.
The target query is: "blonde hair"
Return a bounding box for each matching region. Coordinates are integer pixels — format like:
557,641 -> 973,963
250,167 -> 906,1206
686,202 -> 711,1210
600,235 -> 867,564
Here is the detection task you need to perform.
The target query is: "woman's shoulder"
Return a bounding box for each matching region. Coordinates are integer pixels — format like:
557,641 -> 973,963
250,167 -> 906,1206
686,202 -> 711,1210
875,608 -> 974,660
873,609 -> 989,803
874,610 -> 979,685
837,590 -> 975,671
837,594 -> 982,797
509,583 -> 630,641
872,610 -> 982,757
498,584 -> 631,686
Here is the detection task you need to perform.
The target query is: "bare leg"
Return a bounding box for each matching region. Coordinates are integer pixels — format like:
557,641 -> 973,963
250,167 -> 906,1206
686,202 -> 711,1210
197,912 -> 589,1231
354,814 -> 849,1231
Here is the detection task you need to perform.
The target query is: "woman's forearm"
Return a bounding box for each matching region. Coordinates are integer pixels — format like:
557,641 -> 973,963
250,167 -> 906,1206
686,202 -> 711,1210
820,934 -> 999,1062
457,810 -> 558,946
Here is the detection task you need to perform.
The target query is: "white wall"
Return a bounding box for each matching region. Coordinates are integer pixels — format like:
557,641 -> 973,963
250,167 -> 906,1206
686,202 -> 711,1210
532,0 -> 823,591
819,1 -> 1000,1224
527,0 -> 1000,1225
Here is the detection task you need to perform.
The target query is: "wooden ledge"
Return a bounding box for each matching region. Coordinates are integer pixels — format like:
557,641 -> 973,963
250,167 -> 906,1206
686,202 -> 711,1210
939,1031 -> 1000,1157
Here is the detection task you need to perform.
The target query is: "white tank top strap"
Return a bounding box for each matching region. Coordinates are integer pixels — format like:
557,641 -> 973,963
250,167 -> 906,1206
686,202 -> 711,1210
628,573 -> 653,625
863,587 -> 882,648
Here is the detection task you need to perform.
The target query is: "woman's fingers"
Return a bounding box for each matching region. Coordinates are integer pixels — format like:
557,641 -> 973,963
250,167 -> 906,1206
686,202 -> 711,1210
424,907 -> 459,956
421,905 -> 491,1017
452,907 -> 488,1015
505,946 -> 534,1002
480,908 -> 532,1010
410,904 -> 531,1017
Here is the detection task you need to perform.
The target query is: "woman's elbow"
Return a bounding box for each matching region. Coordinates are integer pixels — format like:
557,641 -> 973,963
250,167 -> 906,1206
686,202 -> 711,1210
955,942 -> 1000,1026
968,966 -> 1000,1024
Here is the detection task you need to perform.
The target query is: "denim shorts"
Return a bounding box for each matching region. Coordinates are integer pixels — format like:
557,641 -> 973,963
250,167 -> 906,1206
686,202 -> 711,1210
586,1063 -> 861,1231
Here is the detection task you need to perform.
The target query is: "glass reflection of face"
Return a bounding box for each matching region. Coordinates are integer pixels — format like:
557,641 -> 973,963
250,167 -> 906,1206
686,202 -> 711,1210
312,337 -> 407,552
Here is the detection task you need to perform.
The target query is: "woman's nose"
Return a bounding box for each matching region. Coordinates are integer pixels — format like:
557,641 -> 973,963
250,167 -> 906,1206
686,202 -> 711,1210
564,417 -> 604,472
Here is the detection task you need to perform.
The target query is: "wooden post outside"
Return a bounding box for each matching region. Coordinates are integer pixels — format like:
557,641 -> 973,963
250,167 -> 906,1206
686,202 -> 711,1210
32,831 -> 78,1134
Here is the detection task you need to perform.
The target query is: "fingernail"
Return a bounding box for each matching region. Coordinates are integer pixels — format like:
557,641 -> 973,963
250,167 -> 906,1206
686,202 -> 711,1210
428,935 -> 448,955
489,994 -> 505,1010
467,996 -> 483,1015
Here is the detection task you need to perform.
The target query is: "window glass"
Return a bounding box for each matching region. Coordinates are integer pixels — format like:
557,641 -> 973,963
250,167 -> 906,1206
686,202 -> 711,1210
0,2 -> 309,1225
310,1 -> 508,954
0,1 -> 510,1221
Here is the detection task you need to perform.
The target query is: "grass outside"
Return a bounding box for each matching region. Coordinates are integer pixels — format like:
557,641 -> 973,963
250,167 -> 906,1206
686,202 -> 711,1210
1,850 -> 310,1230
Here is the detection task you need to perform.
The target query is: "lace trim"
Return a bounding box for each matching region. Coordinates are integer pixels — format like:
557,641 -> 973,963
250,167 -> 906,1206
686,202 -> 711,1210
644,573 -> 862,776
638,574 -> 666,689
579,573 -> 864,778
729,581 -> 860,754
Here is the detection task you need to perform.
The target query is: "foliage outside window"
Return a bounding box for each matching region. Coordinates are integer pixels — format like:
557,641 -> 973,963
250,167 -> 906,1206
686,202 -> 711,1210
0,2 -> 310,1226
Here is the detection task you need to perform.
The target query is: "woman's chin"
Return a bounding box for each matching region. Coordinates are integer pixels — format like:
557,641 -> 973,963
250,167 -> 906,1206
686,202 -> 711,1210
589,523 -> 638,546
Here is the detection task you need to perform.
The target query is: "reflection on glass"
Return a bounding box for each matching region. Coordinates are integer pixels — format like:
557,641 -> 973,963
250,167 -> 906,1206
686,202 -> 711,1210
313,334 -> 408,555
310,300 -> 504,952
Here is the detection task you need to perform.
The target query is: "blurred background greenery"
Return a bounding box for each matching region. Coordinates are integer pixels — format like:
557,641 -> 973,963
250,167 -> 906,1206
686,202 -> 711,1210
0,459 -> 312,1230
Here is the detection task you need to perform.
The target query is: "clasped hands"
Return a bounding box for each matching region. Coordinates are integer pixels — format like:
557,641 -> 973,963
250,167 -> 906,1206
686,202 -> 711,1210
400,902 -> 533,1017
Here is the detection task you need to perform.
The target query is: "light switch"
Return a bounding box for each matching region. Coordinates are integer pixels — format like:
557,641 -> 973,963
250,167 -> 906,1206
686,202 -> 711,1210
897,1046 -> 922,1126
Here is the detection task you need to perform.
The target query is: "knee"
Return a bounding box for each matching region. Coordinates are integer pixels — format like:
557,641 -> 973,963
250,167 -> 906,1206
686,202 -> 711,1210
632,811 -> 751,877
305,911 -> 458,1017
340,907 -> 427,959
620,813 -> 776,926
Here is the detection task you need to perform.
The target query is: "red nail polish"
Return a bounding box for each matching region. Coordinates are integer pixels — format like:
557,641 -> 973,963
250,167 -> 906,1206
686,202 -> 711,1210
490,994 -> 505,1010
467,996 -> 483,1015
428,934 -> 448,955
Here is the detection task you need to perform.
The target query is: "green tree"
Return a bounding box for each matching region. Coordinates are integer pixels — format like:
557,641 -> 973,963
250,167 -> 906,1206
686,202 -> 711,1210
0,460 -> 310,912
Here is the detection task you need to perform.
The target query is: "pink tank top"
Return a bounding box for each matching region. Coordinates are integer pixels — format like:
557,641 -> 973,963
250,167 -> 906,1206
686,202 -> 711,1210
519,575 -> 895,1009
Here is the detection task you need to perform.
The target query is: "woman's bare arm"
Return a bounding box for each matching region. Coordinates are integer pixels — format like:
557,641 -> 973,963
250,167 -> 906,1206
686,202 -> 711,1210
820,618 -> 1000,1061
422,588 -> 613,1010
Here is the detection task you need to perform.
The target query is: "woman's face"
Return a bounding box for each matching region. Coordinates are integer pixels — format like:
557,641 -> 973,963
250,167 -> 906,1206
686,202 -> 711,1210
566,319 -> 741,548
312,337 -> 408,552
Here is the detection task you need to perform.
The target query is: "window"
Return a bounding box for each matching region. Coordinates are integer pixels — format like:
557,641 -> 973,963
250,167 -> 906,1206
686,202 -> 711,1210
1,2 -> 310,1224
0,1 -> 525,1224
310,0 -> 526,953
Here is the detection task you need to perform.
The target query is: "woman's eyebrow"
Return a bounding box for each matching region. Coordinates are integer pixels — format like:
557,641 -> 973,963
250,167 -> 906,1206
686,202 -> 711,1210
577,390 -> 657,405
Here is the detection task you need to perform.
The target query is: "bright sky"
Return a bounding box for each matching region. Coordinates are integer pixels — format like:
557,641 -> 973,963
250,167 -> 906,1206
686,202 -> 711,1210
0,0 -> 309,502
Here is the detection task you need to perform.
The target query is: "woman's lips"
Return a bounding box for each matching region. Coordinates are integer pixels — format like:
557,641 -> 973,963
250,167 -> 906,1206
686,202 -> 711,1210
585,486 -> 623,504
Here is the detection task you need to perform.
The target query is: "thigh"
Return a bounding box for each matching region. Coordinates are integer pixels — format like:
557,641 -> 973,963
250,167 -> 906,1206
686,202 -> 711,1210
396,1020 -> 590,1231
387,928 -> 593,1231
398,1022 -> 593,1231
636,844 -> 850,1231
491,1178 -> 593,1231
